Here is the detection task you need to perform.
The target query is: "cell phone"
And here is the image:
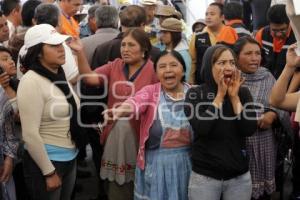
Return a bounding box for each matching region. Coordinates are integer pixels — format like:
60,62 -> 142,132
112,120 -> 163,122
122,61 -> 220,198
0,67 -> 4,74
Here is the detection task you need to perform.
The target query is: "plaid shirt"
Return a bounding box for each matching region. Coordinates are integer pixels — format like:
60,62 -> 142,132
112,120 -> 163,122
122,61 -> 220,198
0,88 -> 19,163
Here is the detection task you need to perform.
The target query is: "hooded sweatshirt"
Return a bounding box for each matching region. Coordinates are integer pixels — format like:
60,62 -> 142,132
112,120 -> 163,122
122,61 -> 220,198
184,45 -> 257,180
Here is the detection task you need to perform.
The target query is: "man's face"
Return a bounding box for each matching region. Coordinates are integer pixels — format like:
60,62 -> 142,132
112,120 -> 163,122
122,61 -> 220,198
270,23 -> 289,39
88,16 -> 97,33
0,16 -> 9,42
205,5 -> 224,29
61,0 -> 82,17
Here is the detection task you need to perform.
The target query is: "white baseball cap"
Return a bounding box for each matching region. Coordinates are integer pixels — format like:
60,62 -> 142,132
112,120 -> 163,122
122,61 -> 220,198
24,24 -> 71,49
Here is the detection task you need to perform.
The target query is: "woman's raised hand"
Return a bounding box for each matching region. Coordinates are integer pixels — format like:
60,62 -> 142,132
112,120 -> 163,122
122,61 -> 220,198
227,69 -> 245,99
286,43 -> 300,69
67,37 -> 84,53
216,69 -> 228,98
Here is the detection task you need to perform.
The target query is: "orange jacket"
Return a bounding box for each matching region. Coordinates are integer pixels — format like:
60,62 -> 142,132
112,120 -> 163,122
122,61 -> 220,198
60,14 -> 79,38
255,25 -> 292,53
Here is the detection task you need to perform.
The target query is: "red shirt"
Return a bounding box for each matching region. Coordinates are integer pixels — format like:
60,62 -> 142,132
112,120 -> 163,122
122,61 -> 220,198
94,58 -> 159,143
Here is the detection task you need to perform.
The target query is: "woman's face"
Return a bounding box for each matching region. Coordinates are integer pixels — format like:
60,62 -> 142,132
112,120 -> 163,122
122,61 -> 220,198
121,35 -> 144,65
0,51 -> 16,76
212,50 -> 236,84
40,43 -> 65,70
159,31 -> 172,46
156,53 -> 184,91
237,43 -> 261,74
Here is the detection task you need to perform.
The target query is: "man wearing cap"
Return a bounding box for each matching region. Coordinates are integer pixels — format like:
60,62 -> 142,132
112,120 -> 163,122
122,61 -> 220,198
140,0 -> 160,45
189,2 -> 238,84
58,0 -> 82,37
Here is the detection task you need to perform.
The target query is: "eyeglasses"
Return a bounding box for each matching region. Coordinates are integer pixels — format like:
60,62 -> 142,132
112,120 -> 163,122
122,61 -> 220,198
271,28 -> 287,34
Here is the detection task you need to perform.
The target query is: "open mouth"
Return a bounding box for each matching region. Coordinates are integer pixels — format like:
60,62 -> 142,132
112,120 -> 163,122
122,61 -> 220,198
164,75 -> 176,83
224,73 -> 232,84
248,64 -> 258,69
224,74 -> 232,79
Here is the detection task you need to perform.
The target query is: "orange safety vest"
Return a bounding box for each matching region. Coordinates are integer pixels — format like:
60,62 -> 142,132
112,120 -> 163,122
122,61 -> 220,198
60,14 -> 79,38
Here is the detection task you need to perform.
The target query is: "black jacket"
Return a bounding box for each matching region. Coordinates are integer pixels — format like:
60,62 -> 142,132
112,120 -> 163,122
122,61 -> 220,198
184,45 -> 257,180
261,26 -> 296,79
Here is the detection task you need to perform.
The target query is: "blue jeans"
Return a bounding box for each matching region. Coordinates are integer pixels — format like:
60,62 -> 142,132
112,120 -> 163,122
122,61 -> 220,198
23,151 -> 76,200
188,171 -> 252,200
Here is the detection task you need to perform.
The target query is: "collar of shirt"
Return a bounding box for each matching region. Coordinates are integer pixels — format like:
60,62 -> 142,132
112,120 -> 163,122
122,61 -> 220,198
226,19 -> 243,26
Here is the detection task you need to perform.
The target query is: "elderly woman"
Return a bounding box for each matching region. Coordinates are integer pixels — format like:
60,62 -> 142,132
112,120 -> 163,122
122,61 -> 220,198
100,50 -> 193,200
185,45 -> 257,200
70,28 -> 158,200
158,17 -> 191,82
17,24 -> 83,200
233,36 -> 291,200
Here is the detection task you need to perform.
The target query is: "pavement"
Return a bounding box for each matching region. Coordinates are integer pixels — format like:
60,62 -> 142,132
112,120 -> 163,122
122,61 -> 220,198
74,145 -> 100,200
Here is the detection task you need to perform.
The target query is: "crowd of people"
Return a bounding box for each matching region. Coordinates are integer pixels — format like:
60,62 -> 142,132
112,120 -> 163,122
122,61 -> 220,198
0,0 -> 299,200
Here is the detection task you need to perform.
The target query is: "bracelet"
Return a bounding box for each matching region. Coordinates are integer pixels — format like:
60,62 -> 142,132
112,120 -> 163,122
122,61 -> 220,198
44,170 -> 56,178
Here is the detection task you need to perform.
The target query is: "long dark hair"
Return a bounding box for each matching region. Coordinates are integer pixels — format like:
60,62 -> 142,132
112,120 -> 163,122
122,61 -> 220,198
20,43 -> 44,70
201,45 -> 237,91
170,32 -> 182,49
